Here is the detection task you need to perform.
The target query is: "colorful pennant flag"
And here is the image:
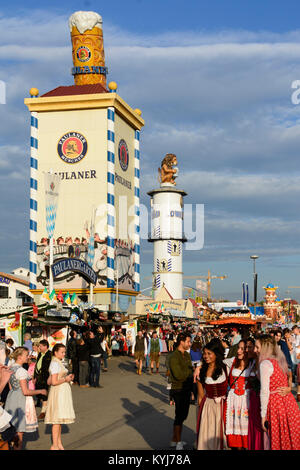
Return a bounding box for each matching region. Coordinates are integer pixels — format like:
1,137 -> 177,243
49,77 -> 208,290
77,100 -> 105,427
41,287 -> 50,302
57,291 -> 64,303
64,292 -> 71,305
49,289 -> 57,303
71,293 -> 78,306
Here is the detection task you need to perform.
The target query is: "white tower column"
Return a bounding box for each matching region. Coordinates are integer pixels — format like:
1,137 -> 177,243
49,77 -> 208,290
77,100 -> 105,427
148,186 -> 187,299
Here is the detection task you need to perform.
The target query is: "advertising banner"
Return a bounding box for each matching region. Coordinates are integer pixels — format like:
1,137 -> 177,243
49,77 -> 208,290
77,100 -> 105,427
47,326 -> 68,349
0,317 -> 22,347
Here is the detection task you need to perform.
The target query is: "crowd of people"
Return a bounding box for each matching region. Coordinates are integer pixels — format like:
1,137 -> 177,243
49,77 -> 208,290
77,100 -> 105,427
164,324 -> 300,450
0,326 -> 110,450
0,339 -> 75,450
0,322 -> 299,451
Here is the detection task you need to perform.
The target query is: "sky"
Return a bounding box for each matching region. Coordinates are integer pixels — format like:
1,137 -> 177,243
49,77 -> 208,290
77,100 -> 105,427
1,0 -> 300,301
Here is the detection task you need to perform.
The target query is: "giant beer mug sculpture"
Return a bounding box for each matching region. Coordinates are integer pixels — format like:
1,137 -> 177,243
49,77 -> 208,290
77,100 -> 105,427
69,11 -> 107,87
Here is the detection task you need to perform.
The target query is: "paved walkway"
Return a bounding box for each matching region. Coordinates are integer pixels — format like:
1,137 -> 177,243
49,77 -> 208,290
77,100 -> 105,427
25,354 -> 197,450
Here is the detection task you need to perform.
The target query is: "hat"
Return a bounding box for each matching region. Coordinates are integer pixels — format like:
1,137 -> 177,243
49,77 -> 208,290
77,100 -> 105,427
232,328 -> 238,333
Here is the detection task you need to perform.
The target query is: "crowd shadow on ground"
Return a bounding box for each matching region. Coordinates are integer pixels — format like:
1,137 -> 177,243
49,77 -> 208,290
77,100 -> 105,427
137,382 -> 168,403
117,354 -> 168,374
121,397 -> 195,450
118,359 -> 136,373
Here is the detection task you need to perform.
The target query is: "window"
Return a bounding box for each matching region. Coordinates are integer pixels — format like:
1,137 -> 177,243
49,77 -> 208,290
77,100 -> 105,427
0,286 -> 8,298
16,290 -> 33,305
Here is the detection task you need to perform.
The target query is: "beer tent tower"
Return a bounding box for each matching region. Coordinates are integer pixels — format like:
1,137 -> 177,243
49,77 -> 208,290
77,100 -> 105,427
25,11 -> 144,312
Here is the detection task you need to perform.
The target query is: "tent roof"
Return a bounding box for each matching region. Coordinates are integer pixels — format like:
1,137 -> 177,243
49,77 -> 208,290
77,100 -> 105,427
209,318 -> 257,325
155,285 -> 174,301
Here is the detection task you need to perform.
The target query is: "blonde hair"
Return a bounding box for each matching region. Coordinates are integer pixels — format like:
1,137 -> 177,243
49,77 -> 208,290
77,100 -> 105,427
12,347 -> 28,362
257,335 -> 288,376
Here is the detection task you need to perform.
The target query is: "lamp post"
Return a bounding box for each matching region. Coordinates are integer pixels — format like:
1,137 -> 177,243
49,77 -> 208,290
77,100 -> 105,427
250,255 -> 259,318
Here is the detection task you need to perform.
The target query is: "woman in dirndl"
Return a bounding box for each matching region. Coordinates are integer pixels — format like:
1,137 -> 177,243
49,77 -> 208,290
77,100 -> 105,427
5,347 -> 47,450
255,335 -> 300,450
45,343 -> 75,450
245,337 -> 265,450
224,339 -> 257,450
196,339 -> 228,450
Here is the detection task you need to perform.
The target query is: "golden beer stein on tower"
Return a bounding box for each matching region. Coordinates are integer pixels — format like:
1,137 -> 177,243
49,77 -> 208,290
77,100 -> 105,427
69,11 -> 107,87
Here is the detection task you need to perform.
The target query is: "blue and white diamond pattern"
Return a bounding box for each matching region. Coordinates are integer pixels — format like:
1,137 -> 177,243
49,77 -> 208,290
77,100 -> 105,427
46,203 -> 58,239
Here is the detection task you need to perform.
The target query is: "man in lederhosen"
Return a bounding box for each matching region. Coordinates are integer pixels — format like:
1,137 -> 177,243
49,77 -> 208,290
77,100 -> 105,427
132,330 -> 147,375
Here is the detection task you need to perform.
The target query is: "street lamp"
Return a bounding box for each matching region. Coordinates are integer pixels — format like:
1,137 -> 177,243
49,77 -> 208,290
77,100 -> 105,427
250,255 -> 259,318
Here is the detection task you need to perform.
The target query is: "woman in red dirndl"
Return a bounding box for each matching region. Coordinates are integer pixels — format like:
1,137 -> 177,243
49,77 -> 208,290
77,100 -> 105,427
224,341 -> 256,450
196,339 -> 229,450
255,335 -> 300,450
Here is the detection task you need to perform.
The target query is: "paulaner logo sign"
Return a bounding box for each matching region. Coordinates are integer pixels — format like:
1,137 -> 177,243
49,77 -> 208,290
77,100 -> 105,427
52,258 -> 97,284
57,132 -> 88,164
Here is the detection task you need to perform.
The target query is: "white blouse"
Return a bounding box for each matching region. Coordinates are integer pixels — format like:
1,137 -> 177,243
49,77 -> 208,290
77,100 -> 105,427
224,357 -> 256,378
15,367 -> 29,381
205,371 -> 226,384
49,361 -> 61,375
259,360 -> 274,418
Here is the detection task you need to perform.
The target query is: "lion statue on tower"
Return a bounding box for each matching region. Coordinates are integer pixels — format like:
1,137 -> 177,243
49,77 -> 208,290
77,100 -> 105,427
158,153 -> 178,186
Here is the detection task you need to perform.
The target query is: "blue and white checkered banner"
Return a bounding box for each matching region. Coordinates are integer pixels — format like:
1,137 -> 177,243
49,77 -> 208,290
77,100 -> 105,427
44,172 -> 61,239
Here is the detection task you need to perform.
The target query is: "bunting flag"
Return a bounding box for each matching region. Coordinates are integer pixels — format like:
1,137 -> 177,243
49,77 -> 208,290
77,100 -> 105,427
45,172 -> 61,239
41,287 -> 50,302
57,291 -> 64,303
71,293 -> 78,306
87,208 -> 96,268
32,304 -> 38,319
64,292 -> 71,305
49,289 -> 57,303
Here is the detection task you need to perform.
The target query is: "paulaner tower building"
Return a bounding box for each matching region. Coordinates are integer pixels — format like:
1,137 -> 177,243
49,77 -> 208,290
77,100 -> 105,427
24,11 -> 144,310
148,155 -> 187,299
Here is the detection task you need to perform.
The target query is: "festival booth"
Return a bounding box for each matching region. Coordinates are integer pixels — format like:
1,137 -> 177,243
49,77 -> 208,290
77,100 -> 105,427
135,286 -> 199,331
0,303 -> 70,348
208,308 -> 258,333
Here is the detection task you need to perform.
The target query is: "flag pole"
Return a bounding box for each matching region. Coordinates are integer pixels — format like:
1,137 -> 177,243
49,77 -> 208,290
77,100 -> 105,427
90,281 -> 93,304
88,206 -> 96,304
49,235 -> 54,298
116,262 -> 119,312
